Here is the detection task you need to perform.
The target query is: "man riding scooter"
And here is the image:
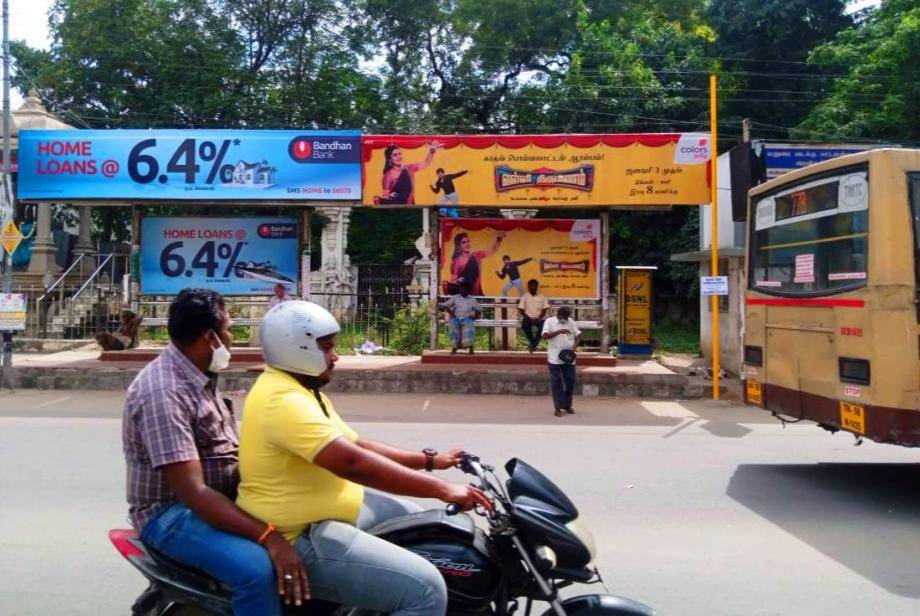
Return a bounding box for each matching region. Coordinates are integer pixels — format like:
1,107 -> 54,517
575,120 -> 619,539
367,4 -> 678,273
237,300 -> 492,615
122,289 -> 301,615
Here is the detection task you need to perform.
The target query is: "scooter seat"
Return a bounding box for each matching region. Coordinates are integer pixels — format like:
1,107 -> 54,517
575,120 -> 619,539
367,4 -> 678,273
144,542 -> 231,595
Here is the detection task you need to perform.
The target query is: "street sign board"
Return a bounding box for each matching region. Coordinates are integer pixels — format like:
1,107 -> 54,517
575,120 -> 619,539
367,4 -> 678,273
1,218 -> 23,256
0,293 -> 27,331
701,276 -> 729,296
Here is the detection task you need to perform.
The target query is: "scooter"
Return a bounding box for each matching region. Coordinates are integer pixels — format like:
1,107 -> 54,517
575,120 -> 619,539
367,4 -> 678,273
109,453 -> 655,615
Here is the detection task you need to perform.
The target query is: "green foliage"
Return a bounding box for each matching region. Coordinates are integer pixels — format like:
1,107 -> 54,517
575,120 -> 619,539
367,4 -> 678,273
795,0 -> 920,142
347,208 -> 422,264
388,303 -> 432,355
652,318 -> 701,355
707,0 -> 852,136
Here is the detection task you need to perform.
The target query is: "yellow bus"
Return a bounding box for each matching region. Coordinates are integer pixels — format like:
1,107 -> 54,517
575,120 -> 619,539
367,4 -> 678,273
743,149 -> 920,446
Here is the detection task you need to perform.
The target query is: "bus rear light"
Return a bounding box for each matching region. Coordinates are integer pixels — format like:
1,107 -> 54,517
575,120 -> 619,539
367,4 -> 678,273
839,357 -> 870,385
744,345 -> 763,367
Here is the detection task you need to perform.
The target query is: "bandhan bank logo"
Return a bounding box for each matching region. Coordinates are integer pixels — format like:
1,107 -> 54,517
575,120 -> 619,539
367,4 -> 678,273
287,136 -> 360,163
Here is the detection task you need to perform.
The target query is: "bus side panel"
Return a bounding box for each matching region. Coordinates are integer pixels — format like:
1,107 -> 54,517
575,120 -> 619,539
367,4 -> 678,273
743,305 -> 766,405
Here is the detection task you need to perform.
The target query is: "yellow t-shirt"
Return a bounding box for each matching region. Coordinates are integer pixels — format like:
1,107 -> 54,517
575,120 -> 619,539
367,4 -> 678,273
237,367 -> 364,542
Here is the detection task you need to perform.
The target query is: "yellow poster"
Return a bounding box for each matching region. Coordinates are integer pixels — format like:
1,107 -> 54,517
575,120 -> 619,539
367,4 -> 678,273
439,219 -> 599,299
362,133 -> 711,208
621,270 -> 652,345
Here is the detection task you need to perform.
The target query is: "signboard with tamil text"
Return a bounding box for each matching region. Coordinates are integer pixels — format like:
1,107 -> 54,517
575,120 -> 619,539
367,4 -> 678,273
363,133 -> 712,208
0,293 -> 27,331
439,218 -> 600,299
17,130 -> 361,201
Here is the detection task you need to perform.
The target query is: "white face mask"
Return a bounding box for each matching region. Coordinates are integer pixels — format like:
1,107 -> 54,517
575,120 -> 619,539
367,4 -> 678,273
208,333 -> 232,372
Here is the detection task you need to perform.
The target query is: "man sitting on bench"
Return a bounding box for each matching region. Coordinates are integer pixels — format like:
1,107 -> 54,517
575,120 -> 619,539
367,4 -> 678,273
439,283 -> 481,355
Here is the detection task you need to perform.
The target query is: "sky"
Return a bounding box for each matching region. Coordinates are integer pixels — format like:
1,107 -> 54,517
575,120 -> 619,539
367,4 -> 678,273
6,0 -> 884,109
9,0 -> 54,108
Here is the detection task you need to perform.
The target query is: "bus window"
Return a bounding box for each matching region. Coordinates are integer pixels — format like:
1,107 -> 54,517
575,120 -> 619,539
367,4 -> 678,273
750,168 -> 868,297
909,173 -> 920,315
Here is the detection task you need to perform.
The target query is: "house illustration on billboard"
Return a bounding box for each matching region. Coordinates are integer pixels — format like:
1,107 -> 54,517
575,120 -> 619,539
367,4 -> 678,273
232,160 -> 276,187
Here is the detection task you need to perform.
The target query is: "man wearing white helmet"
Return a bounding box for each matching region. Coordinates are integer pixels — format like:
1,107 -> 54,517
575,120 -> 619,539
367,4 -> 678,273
237,301 -> 491,615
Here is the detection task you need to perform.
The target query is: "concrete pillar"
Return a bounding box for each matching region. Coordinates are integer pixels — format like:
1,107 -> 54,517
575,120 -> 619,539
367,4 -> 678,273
316,205 -> 352,313
26,202 -> 60,287
74,206 -> 94,256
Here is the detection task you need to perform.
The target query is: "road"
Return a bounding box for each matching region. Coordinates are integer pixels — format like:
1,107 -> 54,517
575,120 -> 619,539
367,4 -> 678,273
1,389 -> 919,615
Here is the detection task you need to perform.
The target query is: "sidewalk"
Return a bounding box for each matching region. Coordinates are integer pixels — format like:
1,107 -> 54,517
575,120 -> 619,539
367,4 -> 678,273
9,346 -> 703,398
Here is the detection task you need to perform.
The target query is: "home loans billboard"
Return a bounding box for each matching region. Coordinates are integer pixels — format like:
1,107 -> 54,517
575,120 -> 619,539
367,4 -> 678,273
17,129 -> 361,201
140,217 -> 298,295
363,133 -> 711,207
439,218 -> 600,299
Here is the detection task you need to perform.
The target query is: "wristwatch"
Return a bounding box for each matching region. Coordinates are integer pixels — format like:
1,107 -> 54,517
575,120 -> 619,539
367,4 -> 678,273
423,448 -> 438,472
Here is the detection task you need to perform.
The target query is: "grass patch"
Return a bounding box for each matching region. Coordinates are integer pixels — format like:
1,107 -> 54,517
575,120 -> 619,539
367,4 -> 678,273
652,319 -> 700,355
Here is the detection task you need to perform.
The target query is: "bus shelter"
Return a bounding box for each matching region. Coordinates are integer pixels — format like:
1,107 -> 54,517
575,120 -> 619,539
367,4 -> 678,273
16,129 -> 362,332
360,133 -> 714,354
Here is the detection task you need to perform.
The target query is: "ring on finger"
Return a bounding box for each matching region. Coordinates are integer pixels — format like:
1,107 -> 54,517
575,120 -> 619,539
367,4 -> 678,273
283,573 -> 294,581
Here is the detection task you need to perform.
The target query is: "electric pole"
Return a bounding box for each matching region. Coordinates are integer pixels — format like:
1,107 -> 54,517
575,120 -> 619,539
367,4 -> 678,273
1,0 -> 14,390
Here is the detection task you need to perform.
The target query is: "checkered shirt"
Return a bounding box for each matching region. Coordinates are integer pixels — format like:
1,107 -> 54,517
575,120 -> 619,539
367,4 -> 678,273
122,344 -> 239,532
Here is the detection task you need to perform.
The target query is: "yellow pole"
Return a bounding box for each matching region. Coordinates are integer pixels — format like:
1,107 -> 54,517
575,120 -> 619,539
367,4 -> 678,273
710,74 -> 720,400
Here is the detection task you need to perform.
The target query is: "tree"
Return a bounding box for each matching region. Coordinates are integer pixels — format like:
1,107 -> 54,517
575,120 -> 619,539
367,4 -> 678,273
707,0 -> 852,139
795,0 -> 920,143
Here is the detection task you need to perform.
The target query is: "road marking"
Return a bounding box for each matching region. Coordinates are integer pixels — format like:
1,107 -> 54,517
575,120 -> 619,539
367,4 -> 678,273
34,396 -> 72,409
641,401 -> 699,419
422,399 -> 430,412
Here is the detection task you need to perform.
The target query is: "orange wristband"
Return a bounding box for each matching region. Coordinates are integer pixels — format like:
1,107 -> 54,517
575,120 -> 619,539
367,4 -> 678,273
257,523 -> 276,545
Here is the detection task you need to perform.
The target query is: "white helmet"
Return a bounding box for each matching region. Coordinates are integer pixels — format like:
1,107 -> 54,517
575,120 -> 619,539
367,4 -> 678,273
260,301 -> 341,376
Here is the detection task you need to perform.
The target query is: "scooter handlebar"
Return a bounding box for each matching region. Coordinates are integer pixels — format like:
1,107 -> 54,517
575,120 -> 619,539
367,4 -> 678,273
445,503 -> 462,516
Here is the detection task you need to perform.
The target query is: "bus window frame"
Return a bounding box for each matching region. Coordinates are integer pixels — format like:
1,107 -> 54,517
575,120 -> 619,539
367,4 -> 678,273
907,172 -> 920,321
748,163 -> 869,299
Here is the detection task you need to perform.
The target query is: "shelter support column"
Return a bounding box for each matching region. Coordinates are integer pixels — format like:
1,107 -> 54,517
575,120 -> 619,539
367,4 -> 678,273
129,206 -> 141,313
74,205 -> 93,256
428,207 -> 439,350
301,208 -> 311,300
27,202 -> 59,287
600,209 -> 611,354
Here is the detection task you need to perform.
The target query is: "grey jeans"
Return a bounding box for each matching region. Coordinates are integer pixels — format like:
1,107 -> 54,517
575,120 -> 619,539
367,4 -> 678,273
294,491 -> 448,615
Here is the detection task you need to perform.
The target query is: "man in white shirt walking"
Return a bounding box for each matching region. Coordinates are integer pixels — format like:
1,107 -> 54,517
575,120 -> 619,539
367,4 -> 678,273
542,306 -> 581,417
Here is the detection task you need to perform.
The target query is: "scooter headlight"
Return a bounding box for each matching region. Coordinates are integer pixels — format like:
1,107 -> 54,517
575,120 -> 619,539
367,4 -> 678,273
565,516 -> 597,562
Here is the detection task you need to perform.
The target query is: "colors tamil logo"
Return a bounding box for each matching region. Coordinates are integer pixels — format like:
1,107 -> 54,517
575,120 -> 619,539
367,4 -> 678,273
494,164 -> 595,192
673,133 -> 711,164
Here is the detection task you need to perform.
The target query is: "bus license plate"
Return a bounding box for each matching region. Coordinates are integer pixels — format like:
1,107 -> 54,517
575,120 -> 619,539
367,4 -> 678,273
746,380 -> 762,405
840,402 -> 866,434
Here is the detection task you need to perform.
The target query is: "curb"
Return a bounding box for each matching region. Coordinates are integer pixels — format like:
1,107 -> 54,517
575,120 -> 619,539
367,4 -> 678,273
12,365 -> 698,398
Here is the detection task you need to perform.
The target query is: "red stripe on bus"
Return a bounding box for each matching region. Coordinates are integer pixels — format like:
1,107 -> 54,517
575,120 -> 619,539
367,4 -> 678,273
746,298 -> 865,308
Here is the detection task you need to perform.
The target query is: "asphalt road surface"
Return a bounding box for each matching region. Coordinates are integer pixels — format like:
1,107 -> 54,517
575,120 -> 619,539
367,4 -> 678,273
1,390 -> 918,615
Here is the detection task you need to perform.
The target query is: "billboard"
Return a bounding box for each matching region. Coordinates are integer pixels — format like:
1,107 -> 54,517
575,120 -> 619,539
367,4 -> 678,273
140,217 -> 298,295
363,133 -> 711,208
439,218 -> 599,299
764,143 -> 870,179
17,129 -> 361,201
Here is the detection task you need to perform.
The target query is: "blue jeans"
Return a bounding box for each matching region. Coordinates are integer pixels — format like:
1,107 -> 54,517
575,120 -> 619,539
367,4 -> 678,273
548,362 -> 576,411
501,278 -> 525,297
140,503 -> 279,616
294,491 -> 448,616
